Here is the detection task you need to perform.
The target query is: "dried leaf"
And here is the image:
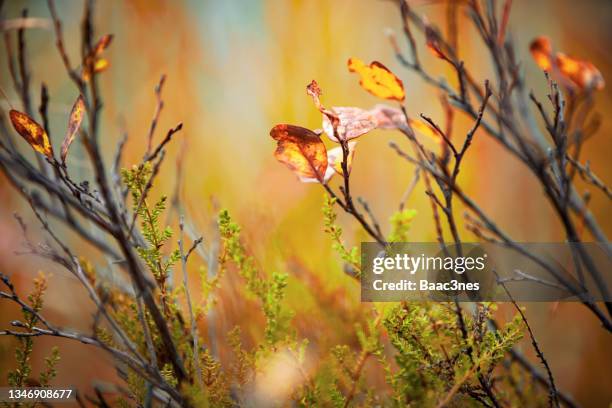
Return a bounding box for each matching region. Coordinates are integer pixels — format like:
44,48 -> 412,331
61,95 -> 86,164
555,52 -> 605,91
348,58 -> 405,101
529,36 -> 553,71
9,110 -> 53,159
306,80 -> 339,132
322,107 -> 378,142
370,105 -> 439,140
270,124 -> 328,183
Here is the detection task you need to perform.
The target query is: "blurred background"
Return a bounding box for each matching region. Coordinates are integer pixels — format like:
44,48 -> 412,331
0,0 -> 611,405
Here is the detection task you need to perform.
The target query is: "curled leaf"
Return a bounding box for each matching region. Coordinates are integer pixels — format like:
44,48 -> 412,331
270,124 -> 328,183
9,110 -> 53,159
61,95 -> 86,164
306,80 -> 339,132
348,58 -> 405,101
529,36 -> 553,71
322,107 -> 378,142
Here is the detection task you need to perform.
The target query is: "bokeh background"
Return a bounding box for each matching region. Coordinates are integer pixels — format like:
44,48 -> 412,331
1,0 -> 611,405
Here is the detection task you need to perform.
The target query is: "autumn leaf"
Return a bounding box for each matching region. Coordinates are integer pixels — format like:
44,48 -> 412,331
61,95 -> 86,164
348,58 -> 405,101
270,124 -> 328,183
530,36 -> 604,91
555,53 -> 605,91
9,110 -> 53,159
529,36 -> 553,71
321,107 -> 378,142
369,105 -> 439,141
83,34 -> 113,81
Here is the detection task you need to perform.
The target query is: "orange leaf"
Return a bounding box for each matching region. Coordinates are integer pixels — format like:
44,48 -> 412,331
529,36 -> 553,71
270,124 -> 328,183
322,107 -> 378,142
555,52 -> 605,91
61,95 -> 86,164
9,110 -> 53,159
348,58 -> 405,101
93,34 -> 113,57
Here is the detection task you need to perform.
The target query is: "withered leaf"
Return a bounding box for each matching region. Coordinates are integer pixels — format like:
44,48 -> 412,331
270,124 -> 328,183
61,95 -> 86,164
9,110 -> 53,159
322,107 -> 378,142
348,58 -> 405,101
370,105 -> 440,140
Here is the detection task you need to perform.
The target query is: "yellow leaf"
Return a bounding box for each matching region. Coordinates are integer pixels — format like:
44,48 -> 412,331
9,110 -> 53,159
348,58 -> 405,101
328,142 -> 357,177
93,58 -> 110,73
408,118 -> 440,142
270,124 -> 328,183
61,95 -> 86,164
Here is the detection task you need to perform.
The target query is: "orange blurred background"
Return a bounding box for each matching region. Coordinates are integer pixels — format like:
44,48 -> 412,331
1,0 -> 611,405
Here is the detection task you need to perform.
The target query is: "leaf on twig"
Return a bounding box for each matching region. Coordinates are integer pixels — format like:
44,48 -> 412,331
60,95 -> 86,164
530,36 -> 605,91
322,107 -> 378,142
270,124 -> 328,183
348,58 -> 405,101
370,105 -> 439,141
82,34 -> 113,81
9,110 -> 53,159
